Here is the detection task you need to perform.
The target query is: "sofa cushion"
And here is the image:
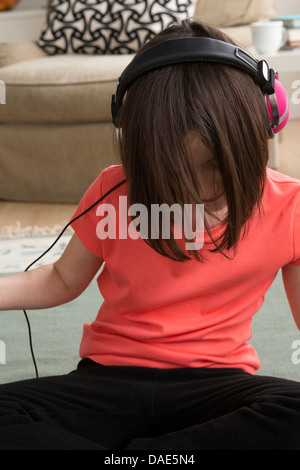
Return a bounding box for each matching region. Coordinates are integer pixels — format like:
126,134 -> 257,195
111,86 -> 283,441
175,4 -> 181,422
0,53 -> 133,124
38,0 -> 197,55
194,0 -> 276,27
220,25 -> 253,48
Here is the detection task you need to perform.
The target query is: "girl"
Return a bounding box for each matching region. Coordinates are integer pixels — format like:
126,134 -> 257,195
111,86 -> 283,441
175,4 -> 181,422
0,19 -> 299,450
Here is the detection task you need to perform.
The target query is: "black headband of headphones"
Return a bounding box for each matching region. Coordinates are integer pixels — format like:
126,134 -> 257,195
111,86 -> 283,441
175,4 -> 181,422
111,37 -> 276,126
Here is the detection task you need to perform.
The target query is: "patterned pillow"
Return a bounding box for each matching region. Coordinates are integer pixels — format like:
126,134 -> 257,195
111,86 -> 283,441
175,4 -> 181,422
38,0 -> 196,55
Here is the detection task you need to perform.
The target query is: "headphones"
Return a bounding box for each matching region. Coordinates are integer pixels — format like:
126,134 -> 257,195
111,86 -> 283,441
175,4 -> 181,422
111,37 -> 289,136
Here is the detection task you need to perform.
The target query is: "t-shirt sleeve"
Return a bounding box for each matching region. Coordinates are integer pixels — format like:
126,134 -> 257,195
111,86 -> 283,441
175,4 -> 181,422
70,171 -> 105,259
290,189 -> 300,266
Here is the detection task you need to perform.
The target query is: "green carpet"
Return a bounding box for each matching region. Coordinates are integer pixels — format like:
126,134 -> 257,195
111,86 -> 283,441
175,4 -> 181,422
0,235 -> 300,384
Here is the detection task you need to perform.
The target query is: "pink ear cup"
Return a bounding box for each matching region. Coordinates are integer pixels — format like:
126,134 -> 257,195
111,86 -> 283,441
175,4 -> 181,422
266,78 -> 289,134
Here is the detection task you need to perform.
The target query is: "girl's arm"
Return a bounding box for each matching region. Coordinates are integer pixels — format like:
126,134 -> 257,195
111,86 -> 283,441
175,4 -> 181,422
0,234 -> 103,311
282,264 -> 300,330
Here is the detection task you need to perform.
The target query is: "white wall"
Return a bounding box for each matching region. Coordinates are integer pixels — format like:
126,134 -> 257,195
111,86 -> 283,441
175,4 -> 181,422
15,0 -> 299,15
272,0 -> 300,120
14,1 -> 300,17
13,0 -> 300,14
15,0 -> 47,9
274,0 -> 300,15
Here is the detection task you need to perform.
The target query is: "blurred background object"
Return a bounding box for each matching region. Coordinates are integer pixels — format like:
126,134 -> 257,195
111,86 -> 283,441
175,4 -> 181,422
0,0 -> 19,12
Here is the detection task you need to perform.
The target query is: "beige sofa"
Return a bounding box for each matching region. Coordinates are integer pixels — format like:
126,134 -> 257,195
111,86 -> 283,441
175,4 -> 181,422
0,0 -> 276,204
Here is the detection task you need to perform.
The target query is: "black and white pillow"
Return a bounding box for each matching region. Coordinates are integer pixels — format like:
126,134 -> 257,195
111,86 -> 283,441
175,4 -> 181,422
38,0 -> 196,55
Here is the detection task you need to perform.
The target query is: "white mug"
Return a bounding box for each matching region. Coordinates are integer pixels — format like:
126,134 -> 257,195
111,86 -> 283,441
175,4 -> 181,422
251,21 -> 287,55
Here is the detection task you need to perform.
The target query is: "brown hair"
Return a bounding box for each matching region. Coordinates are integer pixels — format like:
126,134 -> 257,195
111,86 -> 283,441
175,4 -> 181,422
116,19 -> 270,262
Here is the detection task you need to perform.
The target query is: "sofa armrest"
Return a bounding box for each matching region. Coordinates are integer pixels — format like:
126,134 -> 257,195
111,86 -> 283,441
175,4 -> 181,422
0,41 -> 47,68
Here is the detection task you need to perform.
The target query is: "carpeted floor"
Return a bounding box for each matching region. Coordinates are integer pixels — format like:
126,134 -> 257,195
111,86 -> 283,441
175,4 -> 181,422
0,234 -> 72,275
0,235 -> 300,385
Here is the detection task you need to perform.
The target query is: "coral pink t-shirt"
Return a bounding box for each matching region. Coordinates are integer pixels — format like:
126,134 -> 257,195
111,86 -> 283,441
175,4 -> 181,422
71,165 -> 300,374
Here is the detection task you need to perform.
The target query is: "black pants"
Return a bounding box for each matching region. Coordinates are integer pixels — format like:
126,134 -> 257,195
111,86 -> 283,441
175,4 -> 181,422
1,358 -> 300,450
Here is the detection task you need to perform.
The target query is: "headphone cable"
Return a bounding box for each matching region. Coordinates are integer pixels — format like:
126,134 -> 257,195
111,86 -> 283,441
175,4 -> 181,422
22,178 -> 126,378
